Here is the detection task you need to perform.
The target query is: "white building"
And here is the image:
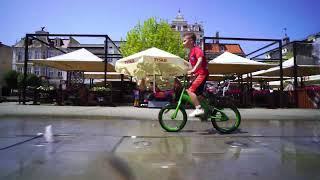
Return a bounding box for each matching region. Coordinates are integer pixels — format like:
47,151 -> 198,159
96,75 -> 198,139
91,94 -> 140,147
12,28 -> 122,85
68,40 -> 123,65
170,10 -> 204,45
12,29 -> 81,84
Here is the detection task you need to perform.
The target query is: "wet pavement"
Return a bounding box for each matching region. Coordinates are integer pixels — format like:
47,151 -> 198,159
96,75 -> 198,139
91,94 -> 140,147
0,117 -> 320,180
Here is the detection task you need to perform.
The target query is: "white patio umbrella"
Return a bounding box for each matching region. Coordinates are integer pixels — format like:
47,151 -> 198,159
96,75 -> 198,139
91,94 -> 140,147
115,47 -> 190,78
30,48 -> 115,72
207,75 -> 227,82
84,72 -> 129,80
115,47 -> 191,92
253,57 -> 320,77
242,76 -> 292,82
207,52 -> 276,75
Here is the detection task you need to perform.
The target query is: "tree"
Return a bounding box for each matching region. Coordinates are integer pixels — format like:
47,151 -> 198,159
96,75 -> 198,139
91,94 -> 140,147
121,17 -> 186,58
17,73 -> 41,88
3,70 -> 20,90
284,51 -> 293,60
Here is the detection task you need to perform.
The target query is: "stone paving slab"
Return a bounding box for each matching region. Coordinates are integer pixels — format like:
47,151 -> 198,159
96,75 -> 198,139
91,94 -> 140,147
1,102 -> 319,121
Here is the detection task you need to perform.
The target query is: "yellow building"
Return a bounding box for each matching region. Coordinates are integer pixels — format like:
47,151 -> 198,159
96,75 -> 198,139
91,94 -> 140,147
0,42 -> 13,96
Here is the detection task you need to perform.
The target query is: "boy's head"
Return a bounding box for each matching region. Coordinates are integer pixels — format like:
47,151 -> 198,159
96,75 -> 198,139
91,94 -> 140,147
183,32 -> 196,48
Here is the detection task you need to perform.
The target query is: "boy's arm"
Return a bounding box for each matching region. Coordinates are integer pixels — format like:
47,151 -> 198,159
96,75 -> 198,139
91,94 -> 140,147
188,57 -> 203,74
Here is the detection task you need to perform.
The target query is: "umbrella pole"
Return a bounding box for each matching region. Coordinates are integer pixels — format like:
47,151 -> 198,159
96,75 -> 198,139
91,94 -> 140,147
153,74 -> 156,93
250,73 -> 253,107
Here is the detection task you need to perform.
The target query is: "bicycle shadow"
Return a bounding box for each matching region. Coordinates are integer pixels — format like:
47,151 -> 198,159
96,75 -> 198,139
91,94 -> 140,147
197,128 -> 248,135
180,129 -> 197,133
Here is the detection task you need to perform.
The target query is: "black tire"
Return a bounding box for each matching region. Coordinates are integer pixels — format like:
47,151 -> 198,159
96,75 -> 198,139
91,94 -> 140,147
158,105 -> 187,132
211,102 -> 241,134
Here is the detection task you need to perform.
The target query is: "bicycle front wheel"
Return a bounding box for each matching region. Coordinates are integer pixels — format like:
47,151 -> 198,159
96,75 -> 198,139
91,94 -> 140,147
211,103 -> 241,133
158,105 -> 187,132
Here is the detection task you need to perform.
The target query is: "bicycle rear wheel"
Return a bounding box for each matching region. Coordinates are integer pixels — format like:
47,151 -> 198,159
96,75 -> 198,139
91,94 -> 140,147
158,105 -> 187,132
211,103 -> 241,133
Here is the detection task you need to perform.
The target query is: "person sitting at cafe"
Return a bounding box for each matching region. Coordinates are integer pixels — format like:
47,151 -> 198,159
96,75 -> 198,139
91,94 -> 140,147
147,82 -> 173,102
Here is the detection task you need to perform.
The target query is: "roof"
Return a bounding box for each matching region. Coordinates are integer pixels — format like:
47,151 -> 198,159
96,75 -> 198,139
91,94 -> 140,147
172,10 -> 187,24
205,43 -> 245,55
207,52 -> 276,75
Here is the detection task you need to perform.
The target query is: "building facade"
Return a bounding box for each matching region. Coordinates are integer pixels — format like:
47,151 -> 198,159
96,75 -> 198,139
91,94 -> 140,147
170,10 -> 204,46
266,32 -> 320,65
0,42 -> 13,95
12,28 -> 122,85
265,34 -> 291,60
68,40 -> 122,65
12,29 -> 81,84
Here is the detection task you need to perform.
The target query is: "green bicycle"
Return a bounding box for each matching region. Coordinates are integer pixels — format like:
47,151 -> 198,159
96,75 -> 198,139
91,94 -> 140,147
158,76 -> 241,133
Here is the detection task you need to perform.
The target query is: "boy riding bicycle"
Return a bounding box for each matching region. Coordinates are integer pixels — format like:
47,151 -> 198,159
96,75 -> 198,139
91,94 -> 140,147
183,32 -> 209,117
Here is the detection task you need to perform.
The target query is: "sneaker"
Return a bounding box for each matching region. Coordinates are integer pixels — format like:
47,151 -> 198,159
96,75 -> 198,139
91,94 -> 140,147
189,108 -> 205,117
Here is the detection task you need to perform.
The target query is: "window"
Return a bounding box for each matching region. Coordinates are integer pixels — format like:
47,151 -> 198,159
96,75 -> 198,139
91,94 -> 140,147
41,67 -> 46,76
34,66 -> 40,76
17,52 -> 23,62
17,67 -> 23,73
48,68 -> 54,77
27,67 -> 32,74
35,51 -> 40,59
54,39 -> 62,47
28,51 -> 33,59
58,71 -> 63,77
183,26 -> 187,31
42,51 -> 47,59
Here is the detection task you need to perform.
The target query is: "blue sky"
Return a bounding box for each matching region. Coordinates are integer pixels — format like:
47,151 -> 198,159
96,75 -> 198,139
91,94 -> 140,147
1,0 -> 319,47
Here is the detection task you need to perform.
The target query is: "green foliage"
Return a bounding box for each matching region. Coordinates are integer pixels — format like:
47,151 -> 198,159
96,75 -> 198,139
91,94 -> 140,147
3,70 -> 20,89
17,73 -> 41,88
284,51 -> 293,59
121,17 -> 186,58
26,74 -> 41,87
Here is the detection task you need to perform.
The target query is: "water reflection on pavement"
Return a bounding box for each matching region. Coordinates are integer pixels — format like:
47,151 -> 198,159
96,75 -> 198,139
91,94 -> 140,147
0,117 -> 320,180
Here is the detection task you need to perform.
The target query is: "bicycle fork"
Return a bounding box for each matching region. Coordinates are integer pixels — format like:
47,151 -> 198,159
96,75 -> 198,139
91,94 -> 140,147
200,99 -> 229,121
210,108 -> 229,121
171,88 -> 190,119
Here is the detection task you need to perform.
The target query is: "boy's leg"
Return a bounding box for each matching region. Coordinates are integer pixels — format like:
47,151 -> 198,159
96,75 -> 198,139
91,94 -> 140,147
187,90 -> 200,107
187,75 -> 207,117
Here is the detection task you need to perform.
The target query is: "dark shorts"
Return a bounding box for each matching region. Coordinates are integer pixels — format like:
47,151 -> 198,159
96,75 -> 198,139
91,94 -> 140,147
188,74 -> 208,96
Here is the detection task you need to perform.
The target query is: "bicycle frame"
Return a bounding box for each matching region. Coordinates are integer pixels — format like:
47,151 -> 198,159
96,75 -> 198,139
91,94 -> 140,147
171,76 -> 228,121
